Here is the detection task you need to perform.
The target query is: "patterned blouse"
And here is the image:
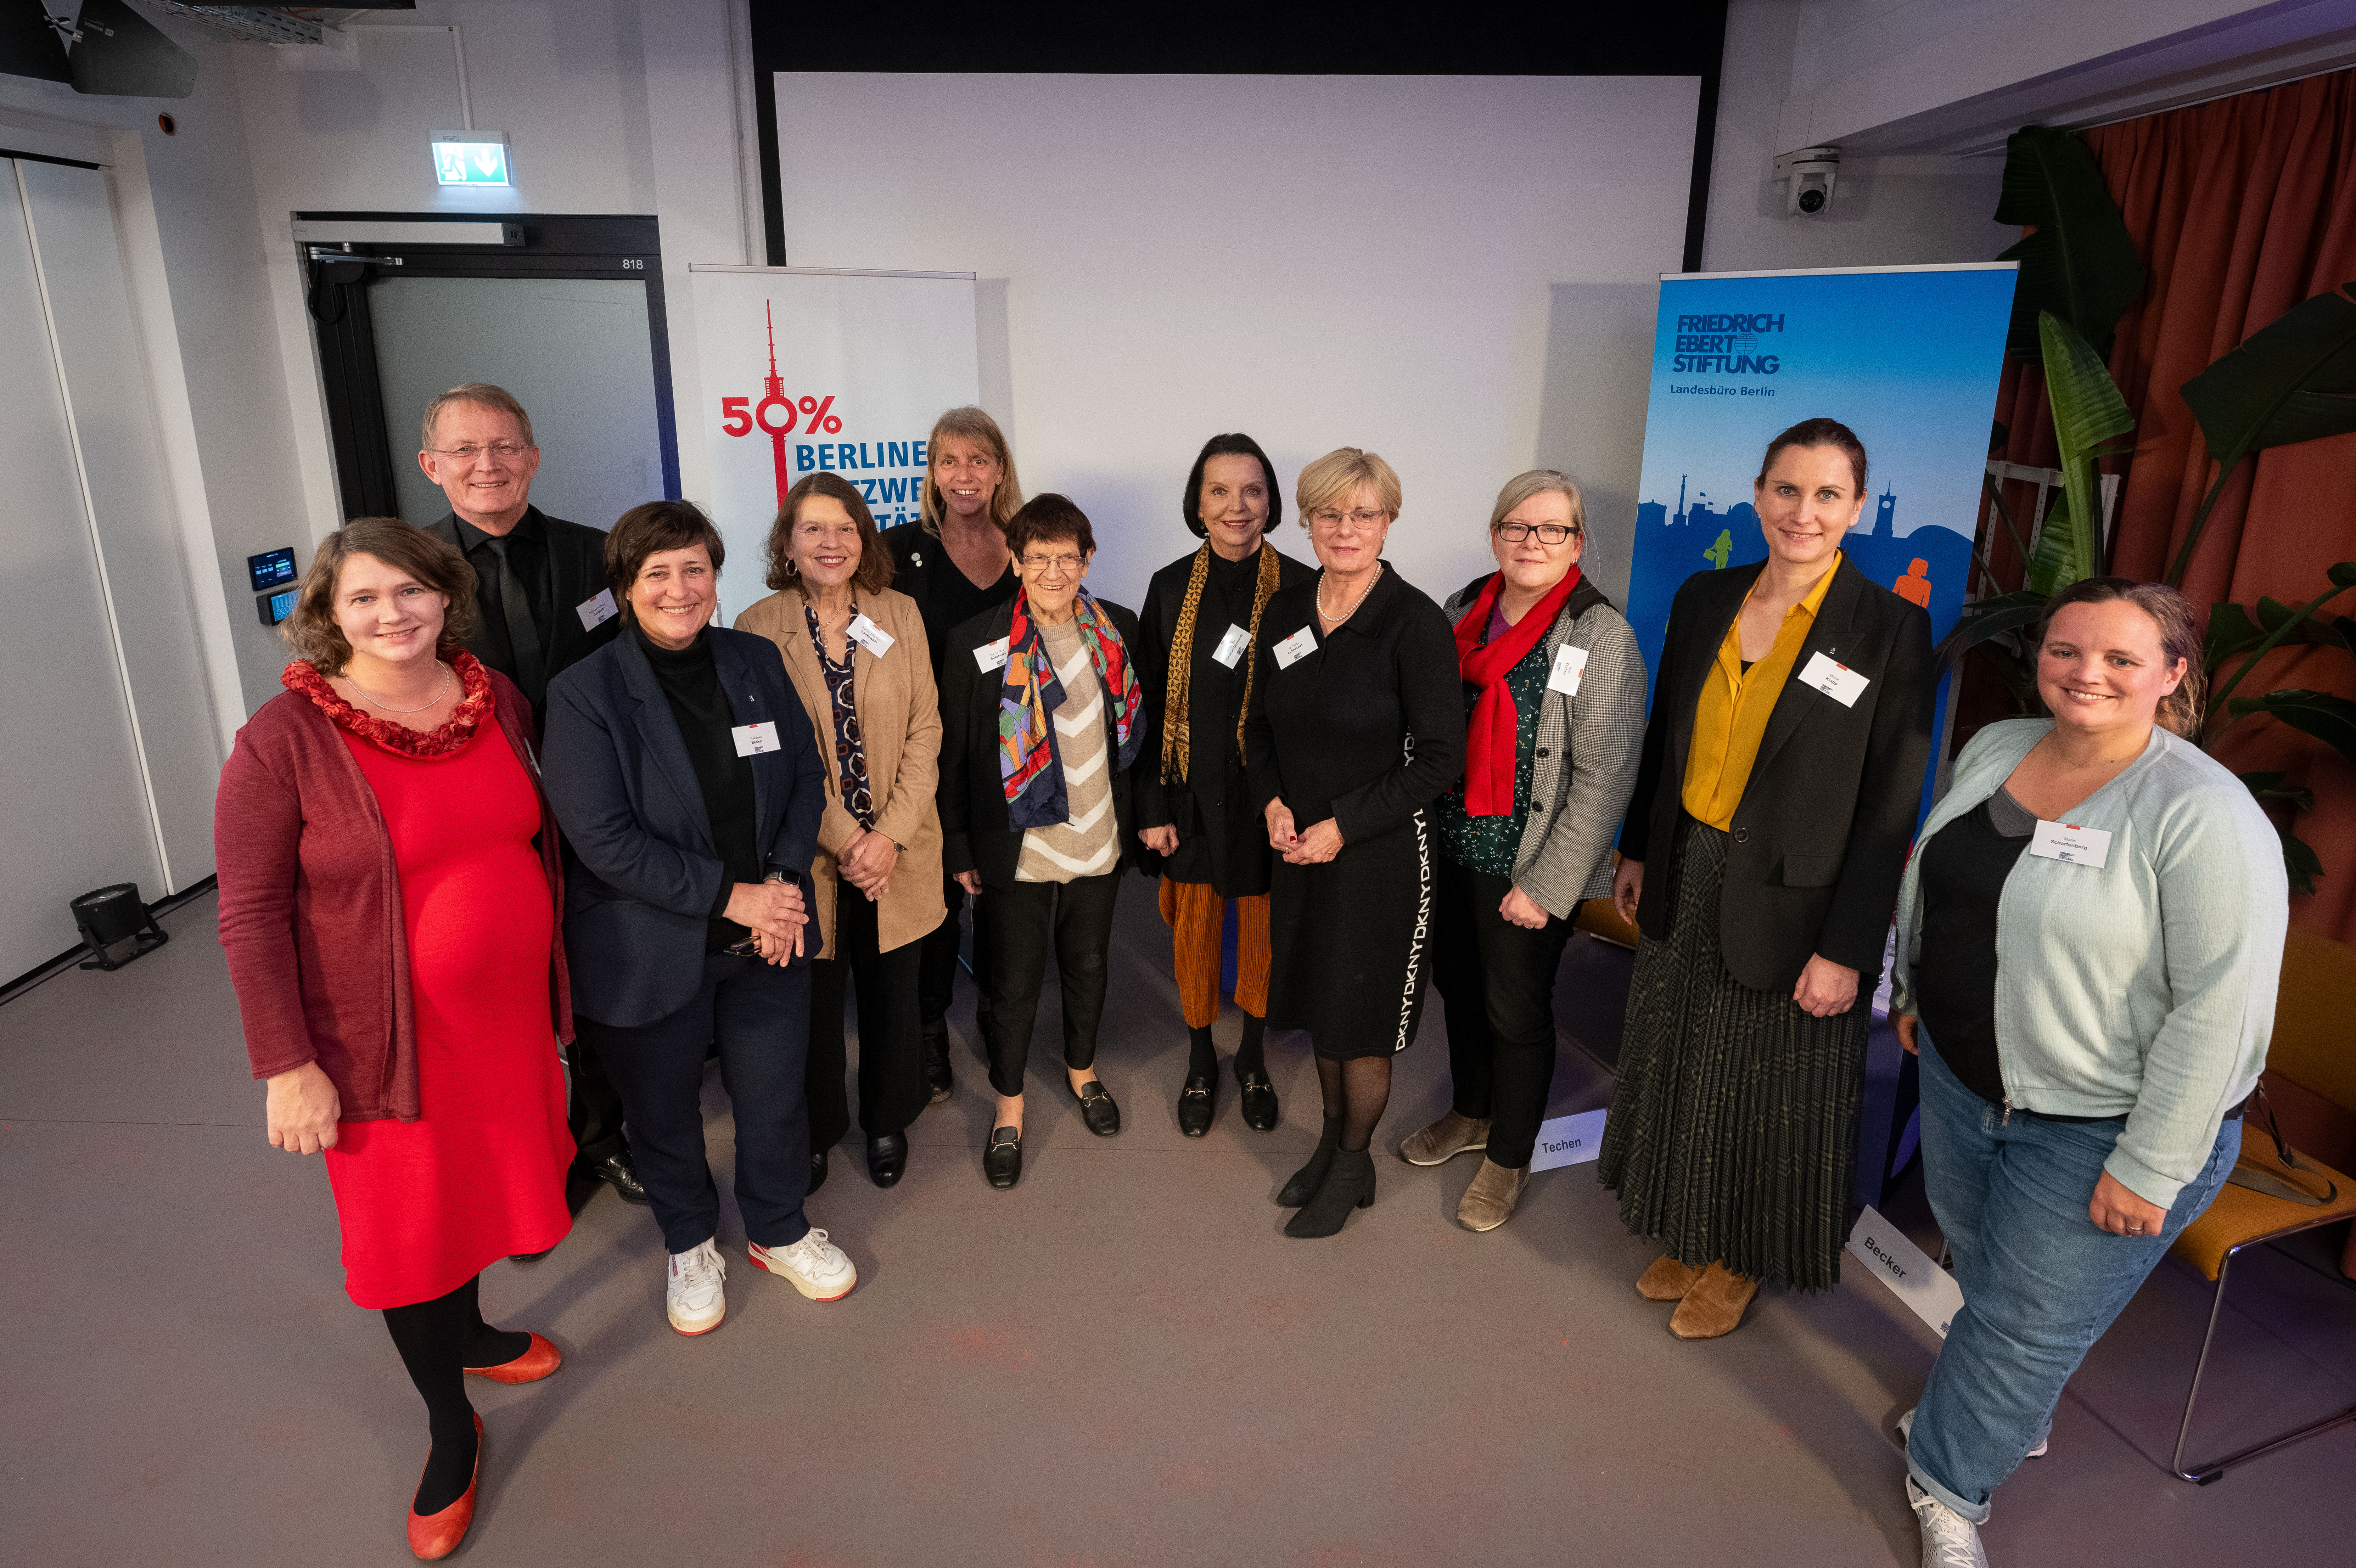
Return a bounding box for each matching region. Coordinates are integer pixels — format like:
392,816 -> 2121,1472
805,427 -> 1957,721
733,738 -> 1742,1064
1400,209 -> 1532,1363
804,600 -> 874,829
1438,611 -> 1549,877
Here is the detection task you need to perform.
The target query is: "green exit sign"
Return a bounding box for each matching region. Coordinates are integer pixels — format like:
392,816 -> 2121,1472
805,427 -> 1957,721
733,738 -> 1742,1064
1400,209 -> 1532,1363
431,131 -> 511,187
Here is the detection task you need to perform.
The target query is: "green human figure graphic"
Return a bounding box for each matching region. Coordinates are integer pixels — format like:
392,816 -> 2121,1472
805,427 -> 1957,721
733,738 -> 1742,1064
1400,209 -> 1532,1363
1704,528 -> 1732,569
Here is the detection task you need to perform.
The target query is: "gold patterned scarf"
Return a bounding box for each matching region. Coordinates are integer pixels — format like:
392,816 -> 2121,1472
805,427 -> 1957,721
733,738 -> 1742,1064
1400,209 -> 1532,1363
1161,540 -> 1284,783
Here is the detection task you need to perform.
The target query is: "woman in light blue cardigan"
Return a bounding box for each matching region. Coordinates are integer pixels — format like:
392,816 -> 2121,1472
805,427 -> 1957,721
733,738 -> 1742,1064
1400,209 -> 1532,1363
1887,578 -> 2286,1568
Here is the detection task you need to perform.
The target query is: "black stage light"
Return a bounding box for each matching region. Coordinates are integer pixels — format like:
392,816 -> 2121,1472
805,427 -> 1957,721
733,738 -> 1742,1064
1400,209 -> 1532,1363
70,882 -> 171,972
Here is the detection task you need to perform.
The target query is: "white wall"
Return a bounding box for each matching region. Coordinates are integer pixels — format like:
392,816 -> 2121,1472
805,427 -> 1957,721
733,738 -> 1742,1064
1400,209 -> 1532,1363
773,73 -> 1697,612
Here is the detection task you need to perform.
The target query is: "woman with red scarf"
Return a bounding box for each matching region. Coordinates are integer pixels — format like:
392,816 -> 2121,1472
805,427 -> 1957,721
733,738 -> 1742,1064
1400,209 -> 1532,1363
1406,472 -> 1647,1231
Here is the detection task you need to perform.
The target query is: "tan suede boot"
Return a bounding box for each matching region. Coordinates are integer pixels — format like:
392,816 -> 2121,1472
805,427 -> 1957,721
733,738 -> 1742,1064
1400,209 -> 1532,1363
1667,1261 -> 1760,1339
1635,1254 -> 1699,1301
1455,1158 -> 1529,1231
1397,1110 -> 1490,1167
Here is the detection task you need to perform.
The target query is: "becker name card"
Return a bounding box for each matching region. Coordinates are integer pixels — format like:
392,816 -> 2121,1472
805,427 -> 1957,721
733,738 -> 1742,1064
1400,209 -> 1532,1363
1527,1108 -> 1608,1173
1845,1204 -> 1966,1338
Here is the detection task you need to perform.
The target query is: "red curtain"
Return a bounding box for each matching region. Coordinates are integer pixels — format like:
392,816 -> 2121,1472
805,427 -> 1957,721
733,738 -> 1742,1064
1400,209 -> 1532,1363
1984,67 -> 2356,946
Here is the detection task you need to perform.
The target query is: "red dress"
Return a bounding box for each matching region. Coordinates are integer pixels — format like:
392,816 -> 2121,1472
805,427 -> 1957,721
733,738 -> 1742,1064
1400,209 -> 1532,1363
322,711 -> 574,1308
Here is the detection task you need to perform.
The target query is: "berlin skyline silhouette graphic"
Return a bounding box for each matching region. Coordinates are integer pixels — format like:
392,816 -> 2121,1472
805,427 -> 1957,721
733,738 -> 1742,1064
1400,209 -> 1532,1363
759,302 -> 792,506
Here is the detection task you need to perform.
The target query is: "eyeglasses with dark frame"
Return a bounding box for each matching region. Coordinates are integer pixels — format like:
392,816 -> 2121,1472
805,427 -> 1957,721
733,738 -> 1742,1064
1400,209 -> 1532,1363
1493,521 -> 1581,545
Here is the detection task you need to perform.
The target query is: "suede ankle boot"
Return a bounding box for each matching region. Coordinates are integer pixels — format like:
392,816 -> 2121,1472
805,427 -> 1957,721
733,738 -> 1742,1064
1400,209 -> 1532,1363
1667,1261 -> 1760,1339
1636,1254 -> 1700,1301
1284,1148 -> 1375,1238
1277,1114 -> 1340,1206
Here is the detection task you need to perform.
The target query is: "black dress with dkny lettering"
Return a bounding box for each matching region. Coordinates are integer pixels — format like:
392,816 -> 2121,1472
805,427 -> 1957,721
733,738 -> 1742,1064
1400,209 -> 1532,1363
1243,563 -> 1465,1061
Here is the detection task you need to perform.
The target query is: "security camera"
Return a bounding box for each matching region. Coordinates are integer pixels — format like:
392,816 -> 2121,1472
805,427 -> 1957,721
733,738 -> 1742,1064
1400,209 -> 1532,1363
1772,146 -> 1841,218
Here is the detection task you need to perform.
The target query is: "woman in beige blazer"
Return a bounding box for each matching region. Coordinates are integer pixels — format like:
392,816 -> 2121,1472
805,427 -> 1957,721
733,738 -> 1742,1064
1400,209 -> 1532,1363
735,473 -> 947,1189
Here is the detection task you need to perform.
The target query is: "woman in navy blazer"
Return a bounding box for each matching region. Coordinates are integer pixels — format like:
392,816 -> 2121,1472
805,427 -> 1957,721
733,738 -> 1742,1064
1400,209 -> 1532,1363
542,501 -> 856,1339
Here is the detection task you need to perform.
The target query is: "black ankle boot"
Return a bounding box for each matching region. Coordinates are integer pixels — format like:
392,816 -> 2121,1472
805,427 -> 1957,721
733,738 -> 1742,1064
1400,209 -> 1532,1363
1277,1114 -> 1340,1206
1284,1147 -> 1375,1238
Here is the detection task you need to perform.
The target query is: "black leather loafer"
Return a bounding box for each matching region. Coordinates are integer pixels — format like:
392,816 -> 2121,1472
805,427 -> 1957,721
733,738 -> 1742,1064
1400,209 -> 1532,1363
984,1127 -> 1022,1188
586,1151 -> 652,1205
1177,1073 -> 1215,1138
1237,1072 -> 1280,1134
1075,1080 -> 1122,1137
867,1131 -> 908,1187
809,1148 -> 829,1195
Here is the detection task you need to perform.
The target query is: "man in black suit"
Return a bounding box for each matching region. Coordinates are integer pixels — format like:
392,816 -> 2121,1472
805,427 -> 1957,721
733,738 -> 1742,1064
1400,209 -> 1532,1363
417,382 -> 646,1210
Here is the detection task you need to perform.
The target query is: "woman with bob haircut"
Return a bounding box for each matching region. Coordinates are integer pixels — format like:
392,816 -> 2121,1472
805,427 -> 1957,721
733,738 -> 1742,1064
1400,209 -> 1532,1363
1887,578 -> 2284,1568
1600,417 -> 1934,1339
1135,433 -> 1315,1137
936,493 -> 1145,1189
881,406 -> 1026,1105
543,501 -> 855,1342
215,517 -> 574,1559
1244,447 -> 1465,1237
735,472 -> 947,1190
1413,470 -> 1648,1232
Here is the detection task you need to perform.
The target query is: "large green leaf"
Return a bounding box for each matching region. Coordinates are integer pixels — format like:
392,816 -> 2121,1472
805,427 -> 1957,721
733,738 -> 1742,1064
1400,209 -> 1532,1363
2226,689 -> 2356,768
2031,311 -> 2135,593
1994,126 -> 2146,360
2181,283 -> 2356,463
1935,588 -> 2049,664
2239,772 -> 2324,895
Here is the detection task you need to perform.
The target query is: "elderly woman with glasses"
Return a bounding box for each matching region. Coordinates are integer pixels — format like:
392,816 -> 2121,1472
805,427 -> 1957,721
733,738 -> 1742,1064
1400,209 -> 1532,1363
1244,448 -> 1465,1237
936,494 -> 1146,1189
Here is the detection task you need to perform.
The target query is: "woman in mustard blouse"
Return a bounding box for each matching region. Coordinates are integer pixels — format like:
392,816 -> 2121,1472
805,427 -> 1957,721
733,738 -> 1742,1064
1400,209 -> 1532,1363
1597,418 -> 1934,1339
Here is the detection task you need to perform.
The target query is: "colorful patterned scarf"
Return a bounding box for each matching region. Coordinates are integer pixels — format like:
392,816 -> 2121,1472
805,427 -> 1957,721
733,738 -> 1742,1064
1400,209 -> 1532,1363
999,585 -> 1144,829
1160,540 -> 1284,784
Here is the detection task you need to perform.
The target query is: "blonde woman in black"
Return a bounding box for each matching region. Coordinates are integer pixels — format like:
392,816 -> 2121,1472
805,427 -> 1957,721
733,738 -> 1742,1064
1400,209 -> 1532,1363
1135,434 -> 1314,1136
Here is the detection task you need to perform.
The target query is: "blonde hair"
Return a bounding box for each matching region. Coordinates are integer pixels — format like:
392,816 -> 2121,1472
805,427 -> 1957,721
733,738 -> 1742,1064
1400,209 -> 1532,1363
1489,469 -> 1586,536
282,518 -> 477,674
919,406 -> 1023,535
421,382 -> 535,451
1294,447 -> 1401,526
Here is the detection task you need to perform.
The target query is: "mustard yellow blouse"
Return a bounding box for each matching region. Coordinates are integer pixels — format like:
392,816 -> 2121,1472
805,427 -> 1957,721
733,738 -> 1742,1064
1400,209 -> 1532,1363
1680,555 -> 1842,830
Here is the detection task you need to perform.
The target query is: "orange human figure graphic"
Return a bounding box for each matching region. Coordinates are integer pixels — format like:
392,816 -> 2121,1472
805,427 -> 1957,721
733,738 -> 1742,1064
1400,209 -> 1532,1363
1895,558 -> 1932,607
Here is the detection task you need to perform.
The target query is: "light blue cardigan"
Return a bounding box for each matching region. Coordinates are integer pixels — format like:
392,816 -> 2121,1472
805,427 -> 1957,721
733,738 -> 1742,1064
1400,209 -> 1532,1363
1891,718 -> 2287,1208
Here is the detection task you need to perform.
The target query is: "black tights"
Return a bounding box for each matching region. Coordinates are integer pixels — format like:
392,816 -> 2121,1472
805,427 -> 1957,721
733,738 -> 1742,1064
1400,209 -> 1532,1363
1316,1055 -> 1392,1152
380,1275 -> 524,1515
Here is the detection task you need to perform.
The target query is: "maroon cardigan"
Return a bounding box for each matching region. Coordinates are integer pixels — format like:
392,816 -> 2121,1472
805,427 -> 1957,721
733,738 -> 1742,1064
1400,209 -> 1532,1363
214,658 -> 572,1122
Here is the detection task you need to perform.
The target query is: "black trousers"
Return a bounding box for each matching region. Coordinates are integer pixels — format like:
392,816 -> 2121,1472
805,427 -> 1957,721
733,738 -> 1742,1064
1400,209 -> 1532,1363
565,1030 -> 629,1165
575,953 -> 812,1255
1429,860 -> 1580,1169
808,887 -> 926,1149
918,872 -> 995,1027
982,872 -> 1120,1097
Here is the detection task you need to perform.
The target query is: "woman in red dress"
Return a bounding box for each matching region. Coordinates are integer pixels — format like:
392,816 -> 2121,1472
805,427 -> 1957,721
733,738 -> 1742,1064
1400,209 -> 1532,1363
215,518 -> 574,1561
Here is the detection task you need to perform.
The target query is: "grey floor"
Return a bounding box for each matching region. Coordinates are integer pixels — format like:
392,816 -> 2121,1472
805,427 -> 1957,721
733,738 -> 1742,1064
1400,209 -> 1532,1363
4,888 -> 2350,1566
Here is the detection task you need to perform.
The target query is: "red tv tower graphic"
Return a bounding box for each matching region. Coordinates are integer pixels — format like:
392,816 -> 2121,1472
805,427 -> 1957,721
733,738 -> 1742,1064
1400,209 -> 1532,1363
719,301 -> 842,506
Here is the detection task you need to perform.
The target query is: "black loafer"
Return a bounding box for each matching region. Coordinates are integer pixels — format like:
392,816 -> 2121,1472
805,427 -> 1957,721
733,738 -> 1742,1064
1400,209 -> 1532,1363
1075,1080 -> 1122,1137
1177,1073 -> 1215,1138
809,1148 -> 829,1194
1237,1072 -> 1280,1133
984,1127 -> 1022,1188
585,1151 -> 652,1205
867,1131 -> 908,1187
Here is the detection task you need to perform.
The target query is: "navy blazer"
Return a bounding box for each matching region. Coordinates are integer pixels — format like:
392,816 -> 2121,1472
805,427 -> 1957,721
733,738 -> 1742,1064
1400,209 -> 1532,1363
541,624 -> 825,1027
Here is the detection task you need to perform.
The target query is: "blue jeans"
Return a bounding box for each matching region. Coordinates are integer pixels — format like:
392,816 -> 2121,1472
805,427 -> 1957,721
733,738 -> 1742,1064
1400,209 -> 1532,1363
1908,1033 -> 2239,1523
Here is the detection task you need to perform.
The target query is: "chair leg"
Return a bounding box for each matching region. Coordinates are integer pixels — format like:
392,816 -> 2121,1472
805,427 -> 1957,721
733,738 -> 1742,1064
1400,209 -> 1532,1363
2172,1242 -> 2356,1483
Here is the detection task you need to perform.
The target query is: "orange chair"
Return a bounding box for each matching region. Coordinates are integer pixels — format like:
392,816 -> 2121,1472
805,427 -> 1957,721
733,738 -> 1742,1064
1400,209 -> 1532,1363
2166,925 -> 2356,1482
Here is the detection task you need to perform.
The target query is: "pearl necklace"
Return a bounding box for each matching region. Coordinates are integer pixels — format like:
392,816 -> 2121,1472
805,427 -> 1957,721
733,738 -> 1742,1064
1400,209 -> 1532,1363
343,661 -> 453,715
1317,561 -> 1382,625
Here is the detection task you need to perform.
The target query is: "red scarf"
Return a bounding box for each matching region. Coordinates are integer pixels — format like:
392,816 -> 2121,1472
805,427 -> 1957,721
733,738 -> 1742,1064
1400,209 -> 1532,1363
1452,567 -> 1582,816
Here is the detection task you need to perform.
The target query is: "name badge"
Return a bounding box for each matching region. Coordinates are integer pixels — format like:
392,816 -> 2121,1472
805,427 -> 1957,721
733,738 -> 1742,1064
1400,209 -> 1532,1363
2029,819 -> 2111,868
973,636 -> 1011,673
847,613 -> 895,657
1547,644 -> 1589,696
731,721 -> 781,757
1211,623 -> 1251,668
576,588 -> 618,631
1799,651 -> 1869,707
1272,625 -> 1318,670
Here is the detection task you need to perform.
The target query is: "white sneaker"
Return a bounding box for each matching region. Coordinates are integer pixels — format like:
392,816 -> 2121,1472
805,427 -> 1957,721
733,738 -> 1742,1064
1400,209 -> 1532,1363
1897,1406 -> 2045,1459
666,1238 -> 727,1335
1907,1477 -> 1989,1568
748,1227 -> 857,1301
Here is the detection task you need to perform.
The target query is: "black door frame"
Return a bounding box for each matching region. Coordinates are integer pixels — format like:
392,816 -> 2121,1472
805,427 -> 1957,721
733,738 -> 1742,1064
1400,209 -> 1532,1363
301,212 -> 682,521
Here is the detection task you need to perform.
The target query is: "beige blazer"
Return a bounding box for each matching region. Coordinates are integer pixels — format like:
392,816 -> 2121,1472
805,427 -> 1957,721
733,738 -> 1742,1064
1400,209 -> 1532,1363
733,585 -> 946,958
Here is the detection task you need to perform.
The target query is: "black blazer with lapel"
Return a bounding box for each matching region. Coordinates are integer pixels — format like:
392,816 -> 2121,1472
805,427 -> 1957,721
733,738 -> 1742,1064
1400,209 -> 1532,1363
1619,555 -> 1934,993
424,507 -> 623,689
540,625 -> 825,1027
936,596 -> 1143,888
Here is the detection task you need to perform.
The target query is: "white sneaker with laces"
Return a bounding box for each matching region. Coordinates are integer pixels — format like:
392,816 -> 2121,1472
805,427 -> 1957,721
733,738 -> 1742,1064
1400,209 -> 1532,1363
748,1227 -> 857,1301
1907,1477 -> 1989,1568
666,1238 -> 727,1336
1897,1406 -> 2045,1459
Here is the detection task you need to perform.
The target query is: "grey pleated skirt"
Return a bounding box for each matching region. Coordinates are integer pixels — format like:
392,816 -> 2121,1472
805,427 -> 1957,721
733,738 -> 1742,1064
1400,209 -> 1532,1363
1597,815 -> 1868,1292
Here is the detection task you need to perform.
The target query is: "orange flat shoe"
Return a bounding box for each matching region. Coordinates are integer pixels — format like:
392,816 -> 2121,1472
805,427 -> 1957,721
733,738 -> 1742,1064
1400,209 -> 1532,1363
405,1413 -> 482,1562
462,1331 -> 562,1384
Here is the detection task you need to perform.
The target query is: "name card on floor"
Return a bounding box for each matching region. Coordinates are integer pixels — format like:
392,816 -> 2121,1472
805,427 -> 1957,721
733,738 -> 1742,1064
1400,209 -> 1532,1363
1528,1109 -> 1608,1172
1846,1205 -> 1964,1338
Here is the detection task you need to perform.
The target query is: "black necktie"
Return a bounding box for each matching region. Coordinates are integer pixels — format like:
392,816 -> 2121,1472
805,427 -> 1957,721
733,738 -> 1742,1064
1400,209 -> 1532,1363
482,535 -> 547,707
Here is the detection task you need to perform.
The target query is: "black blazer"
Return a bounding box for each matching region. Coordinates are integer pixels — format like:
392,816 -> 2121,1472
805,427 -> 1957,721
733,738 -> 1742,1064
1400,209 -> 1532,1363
424,507 -> 623,693
937,597 -> 1143,888
541,625 -> 824,1027
1619,556 -> 1934,992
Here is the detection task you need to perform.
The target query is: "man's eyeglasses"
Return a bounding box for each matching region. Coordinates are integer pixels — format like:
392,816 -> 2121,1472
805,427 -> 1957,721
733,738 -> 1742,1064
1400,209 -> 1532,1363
426,442 -> 531,464
1494,521 -> 1580,545
1021,553 -> 1086,576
